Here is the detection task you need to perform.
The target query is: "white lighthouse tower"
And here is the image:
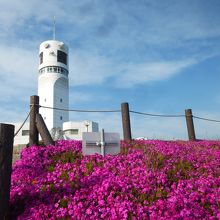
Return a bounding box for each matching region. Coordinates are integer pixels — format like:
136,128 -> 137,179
38,39 -> 69,131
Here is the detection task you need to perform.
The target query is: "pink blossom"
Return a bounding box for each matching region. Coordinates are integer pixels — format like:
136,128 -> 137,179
9,140 -> 220,219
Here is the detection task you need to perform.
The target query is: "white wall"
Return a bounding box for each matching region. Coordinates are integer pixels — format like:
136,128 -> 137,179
38,73 -> 69,131
63,121 -> 99,140
13,122 -> 30,146
12,120 -> 99,146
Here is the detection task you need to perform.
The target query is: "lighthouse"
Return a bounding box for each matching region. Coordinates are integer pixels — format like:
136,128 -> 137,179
12,24 -> 99,147
38,40 -> 69,131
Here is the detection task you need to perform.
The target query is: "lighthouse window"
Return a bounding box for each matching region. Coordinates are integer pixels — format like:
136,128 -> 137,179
57,50 -> 67,65
40,52 -> 43,64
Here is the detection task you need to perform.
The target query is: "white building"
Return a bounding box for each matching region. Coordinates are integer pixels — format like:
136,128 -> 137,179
13,122 -> 30,146
38,40 -> 69,130
13,37 -> 99,146
63,121 -> 99,140
13,120 -> 99,146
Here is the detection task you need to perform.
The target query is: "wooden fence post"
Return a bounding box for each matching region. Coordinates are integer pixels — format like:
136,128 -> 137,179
29,95 -> 39,146
36,113 -> 55,146
121,102 -> 132,141
185,109 -> 196,141
0,123 -> 15,220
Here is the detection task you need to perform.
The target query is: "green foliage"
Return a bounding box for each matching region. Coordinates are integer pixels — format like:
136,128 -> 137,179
128,211 -> 133,220
86,162 -> 93,171
40,183 -> 56,193
52,151 -> 82,164
84,162 -> 94,175
147,188 -> 168,205
167,159 -> 194,182
41,184 -> 47,192
59,198 -> 68,208
146,152 -> 168,170
49,183 -> 56,193
69,181 -> 75,189
46,165 -> 55,172
121,146 -> 129,155
131,186 -> 168,206
60,171 -> 69,181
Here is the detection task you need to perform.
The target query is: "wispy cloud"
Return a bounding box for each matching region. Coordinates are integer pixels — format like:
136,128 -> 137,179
70,50 -> 114,86
70,48 -> 199,88
0,44 -> 37,103
115,59 -> 197,87
69,91 -> 93,103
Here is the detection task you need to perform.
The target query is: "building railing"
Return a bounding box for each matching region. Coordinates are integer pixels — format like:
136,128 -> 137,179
39,66 -> 68,76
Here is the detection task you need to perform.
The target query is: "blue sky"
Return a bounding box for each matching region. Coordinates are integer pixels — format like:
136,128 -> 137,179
1,0 -> 220,139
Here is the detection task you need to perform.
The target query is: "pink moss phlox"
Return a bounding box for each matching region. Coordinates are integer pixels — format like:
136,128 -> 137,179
10,140 -> 220,219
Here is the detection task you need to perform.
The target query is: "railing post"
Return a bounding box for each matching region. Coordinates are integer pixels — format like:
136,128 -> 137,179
29,95 -> 39,146
185,109 -> 196,141
0,123 -> 15,220
121,102 -> 132,141
36,114 -> 55,146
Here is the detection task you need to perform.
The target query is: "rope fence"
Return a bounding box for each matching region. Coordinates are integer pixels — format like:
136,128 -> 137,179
39,104 -> 220,123
37,104 -> 121,113
130,110 -> 185,118
193,116 -> 220,123
13,96 -> 220,143
14,105 -> 33,137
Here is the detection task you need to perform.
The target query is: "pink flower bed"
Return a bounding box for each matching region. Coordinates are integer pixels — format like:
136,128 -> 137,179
10,140 -> 220,219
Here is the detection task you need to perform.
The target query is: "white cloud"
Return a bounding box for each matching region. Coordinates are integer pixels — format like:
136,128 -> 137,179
69,49 -> 197,88
0,45 -> 37,77
69,91 -> 93,103
115,59 -> 197,87
0,44 -> 37,125
0,44 -> 37,102
70,50 -> 115,86
0,104 -> 30,124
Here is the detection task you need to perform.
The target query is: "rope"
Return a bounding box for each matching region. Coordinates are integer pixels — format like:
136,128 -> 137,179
14,105 -> 33,137
193,115 -> 220,123
130,110 -> 185,118
30,104 -> 220,123
130,110 -> 220,122
38,105 -> 121,113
